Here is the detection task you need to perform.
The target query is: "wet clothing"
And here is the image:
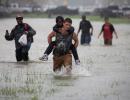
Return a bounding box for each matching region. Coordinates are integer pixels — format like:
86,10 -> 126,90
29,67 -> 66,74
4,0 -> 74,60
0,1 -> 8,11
81,33 -> 91,45
52,30 -> 74,72
79,20 -> 93,44
53,24 -> 62,33
70,44 -> 79,60
101,23 -> 115,45
101,23 -> 115,40
53,32 -> 73,57
79,20 -> 92,34
104,39 -> 112,45
53,53 -> 72,72
44,41 -> 56,55
5,23 -> 36,61
15,44 -> 30,61
45,25 -> 79,60
44,40 -> 79,61
44,41 -> 79,61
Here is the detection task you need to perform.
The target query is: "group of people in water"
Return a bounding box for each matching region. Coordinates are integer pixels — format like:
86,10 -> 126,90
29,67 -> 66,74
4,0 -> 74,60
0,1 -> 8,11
5,15 -> 118,74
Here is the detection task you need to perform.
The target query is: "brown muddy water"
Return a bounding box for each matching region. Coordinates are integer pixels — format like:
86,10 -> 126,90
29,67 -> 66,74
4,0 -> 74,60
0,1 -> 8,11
0,18 -> 130,100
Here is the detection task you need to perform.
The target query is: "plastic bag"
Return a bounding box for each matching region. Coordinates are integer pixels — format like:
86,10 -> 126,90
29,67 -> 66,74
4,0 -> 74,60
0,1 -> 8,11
18,34 -> 27,46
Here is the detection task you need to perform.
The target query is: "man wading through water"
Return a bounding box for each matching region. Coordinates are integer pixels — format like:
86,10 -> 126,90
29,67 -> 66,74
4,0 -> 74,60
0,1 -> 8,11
39,16 -> 80,65
98,17 -> 118,45
5,15 -> 36,62
50,18 -> 79,74
77,15 -> 93,45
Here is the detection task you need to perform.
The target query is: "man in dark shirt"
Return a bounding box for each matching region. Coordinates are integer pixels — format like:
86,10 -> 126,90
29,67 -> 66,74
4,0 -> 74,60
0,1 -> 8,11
5,15 -> 36,61
77,15 -> 93,45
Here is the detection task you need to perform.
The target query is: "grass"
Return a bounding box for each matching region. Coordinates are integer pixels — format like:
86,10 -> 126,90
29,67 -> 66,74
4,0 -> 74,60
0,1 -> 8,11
0,70 -> 59,99
69,15 -> 130,24
24,12 -> 49,18
0,86 -> 35,96
109,17 -> 130,24
3,12 -> 130,24
31,95 -> 38,100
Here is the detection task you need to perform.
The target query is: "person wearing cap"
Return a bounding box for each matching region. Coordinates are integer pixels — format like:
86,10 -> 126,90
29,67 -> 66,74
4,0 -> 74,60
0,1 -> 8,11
5,15 -> 36,61
77,15 -> 93,45
98,17 -> 118,45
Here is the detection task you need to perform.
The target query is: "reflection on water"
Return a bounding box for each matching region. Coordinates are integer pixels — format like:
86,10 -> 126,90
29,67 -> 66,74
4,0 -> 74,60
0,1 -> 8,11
0,61 -> 80,100
0,18 -> 130,100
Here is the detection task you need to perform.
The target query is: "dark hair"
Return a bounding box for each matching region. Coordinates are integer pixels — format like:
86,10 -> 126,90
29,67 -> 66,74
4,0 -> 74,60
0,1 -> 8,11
82,15 -> 86,20
56,16 -> 64,23
64,18 -> 72,24
104,16 -> 109,20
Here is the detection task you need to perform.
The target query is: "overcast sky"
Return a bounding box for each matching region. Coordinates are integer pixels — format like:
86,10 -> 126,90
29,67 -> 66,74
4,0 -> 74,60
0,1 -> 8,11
35,0 -> 130,7
3,0 -> 130,8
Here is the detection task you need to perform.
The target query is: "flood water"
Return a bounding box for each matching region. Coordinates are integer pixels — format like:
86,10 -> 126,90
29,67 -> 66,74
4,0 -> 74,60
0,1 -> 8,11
0,18 -> 130,100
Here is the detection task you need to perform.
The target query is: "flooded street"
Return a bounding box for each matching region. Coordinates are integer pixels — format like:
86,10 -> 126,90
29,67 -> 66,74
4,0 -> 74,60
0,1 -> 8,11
0,18 -> 130,100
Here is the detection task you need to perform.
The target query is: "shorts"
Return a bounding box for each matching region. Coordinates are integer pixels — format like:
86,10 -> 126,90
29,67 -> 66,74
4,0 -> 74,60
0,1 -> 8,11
53,54 -> 72,72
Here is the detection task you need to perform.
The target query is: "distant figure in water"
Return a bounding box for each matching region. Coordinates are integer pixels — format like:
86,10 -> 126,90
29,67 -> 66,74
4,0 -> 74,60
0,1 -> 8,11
98,17 -> 118,45
77,15 -> 93,45
5,15 -> 36,62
